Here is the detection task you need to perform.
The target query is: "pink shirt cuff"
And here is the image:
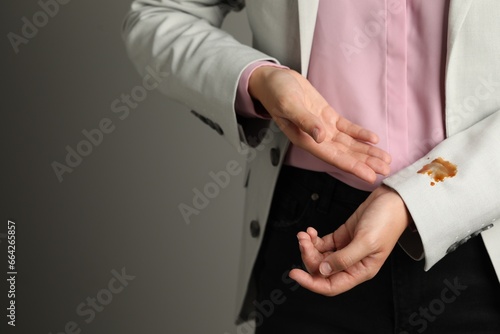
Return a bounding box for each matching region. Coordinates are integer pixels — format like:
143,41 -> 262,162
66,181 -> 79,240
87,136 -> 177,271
235,61 -> 288,119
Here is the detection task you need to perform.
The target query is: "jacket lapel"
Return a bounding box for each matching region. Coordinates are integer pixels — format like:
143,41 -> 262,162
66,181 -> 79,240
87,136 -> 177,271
298,0 -> 319,77
445,0 -> 473,136
446,0 -> 473,59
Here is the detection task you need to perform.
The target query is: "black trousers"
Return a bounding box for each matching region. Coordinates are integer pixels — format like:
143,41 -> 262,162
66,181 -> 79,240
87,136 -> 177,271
253,165 -> 500,334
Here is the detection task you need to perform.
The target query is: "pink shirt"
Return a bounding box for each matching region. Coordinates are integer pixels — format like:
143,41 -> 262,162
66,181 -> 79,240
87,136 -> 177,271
236,0 -> 450,191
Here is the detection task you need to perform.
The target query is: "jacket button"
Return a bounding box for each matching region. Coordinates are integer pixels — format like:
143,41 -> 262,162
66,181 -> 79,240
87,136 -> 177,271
270,147 -> 280,166
250,220 -> 261,238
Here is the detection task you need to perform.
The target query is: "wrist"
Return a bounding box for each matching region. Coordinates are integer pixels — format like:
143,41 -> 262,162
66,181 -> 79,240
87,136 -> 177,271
248,65 -> 286,100
379,185 -> 412,231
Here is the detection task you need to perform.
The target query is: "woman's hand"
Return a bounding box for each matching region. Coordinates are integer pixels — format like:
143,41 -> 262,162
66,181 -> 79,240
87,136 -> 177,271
249,66 -> 391,184
289,185 -> 411,296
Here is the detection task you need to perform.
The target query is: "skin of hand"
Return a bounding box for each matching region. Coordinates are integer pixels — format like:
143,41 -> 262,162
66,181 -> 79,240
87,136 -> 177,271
288,185 -> 411,296
248,66 -> 392,184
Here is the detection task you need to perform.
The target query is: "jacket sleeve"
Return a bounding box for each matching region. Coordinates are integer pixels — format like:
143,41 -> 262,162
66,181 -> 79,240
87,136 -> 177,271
384,109 -> 500,271
121,0 -> 279,150
384,1 -> 500,272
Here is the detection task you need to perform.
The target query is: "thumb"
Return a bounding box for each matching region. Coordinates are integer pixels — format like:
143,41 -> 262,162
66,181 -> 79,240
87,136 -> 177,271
318,240 -> 371,276
278,100 -> 326,143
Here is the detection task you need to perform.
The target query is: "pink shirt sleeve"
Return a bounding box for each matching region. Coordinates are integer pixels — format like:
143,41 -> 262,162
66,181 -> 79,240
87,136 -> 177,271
235,61 -> 288,119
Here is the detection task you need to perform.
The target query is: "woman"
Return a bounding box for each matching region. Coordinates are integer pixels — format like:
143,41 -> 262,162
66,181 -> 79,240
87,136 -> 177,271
122,1 -> 500,332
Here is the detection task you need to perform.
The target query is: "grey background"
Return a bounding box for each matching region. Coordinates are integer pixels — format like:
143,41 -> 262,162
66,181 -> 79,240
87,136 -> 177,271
3,0 -> 252,333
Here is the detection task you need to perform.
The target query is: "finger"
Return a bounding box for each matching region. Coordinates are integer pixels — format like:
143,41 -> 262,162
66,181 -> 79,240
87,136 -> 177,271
303,140 -> 383,183
298,236 -> 325,273
327,148 -> 390,183
324,151 -> 379,184
279,117 -> 391,179
349,139 -> 392,165
306,227 -> 318,244
297,230 -> 311,242
334,132 -> 392,164
318,239 -> 372,276
336,117 -> 379,145
346,154 -> 390,180
347,151 -> 391,177
364,156 -> 391,176
289,268 -> 360,297
289,268 -> 334,295
349,162 -> 377,184
279,98 -> 326,143
306,230 -> 337,253
304,228 -> 339,259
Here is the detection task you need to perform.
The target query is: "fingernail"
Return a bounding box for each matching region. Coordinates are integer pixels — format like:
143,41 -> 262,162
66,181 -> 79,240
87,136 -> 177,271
312,128 -> 320,142
320,262 -> 332,276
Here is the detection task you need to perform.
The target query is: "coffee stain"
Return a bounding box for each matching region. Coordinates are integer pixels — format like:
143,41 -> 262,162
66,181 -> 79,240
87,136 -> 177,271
417,157 -> 457,186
